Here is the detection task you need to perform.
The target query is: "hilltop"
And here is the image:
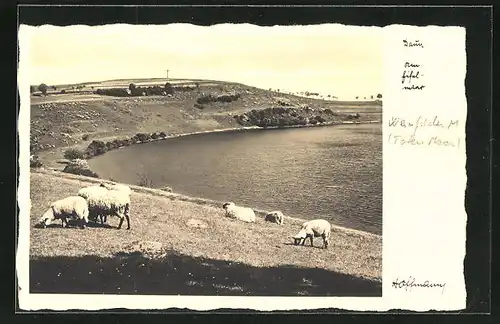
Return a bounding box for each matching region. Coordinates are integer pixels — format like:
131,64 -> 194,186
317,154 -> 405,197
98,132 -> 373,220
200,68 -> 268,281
29,78 -> 382,169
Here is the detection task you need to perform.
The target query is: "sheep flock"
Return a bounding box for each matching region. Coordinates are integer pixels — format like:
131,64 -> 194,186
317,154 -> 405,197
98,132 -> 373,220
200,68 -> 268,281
36,180 -> 333,249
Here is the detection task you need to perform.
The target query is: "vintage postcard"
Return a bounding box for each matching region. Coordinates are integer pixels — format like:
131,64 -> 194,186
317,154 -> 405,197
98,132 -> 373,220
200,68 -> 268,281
17,21 -> 467,311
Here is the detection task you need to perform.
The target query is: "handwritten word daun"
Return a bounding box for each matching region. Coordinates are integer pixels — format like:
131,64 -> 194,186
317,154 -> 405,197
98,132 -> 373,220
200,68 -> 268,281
402,39 -> 424,48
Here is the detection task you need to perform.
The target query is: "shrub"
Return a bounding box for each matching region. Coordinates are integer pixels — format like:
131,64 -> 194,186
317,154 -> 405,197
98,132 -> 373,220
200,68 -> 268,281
95,88 -> 130,97
145,86 -> 164,96
137,172 -> 154,188
133,133 -> 150,142
82,134 -> 90,141
64,148 -> 86,160
323,108 -> 335,115
30,155 -> 43,168
196,92 -> 240,104
38,83 -> 49,96
164,82 -> 175,95
314,115 -> 326,123
193,103 -> 205,109
159,131 -> 167,138
62,159 -> 99,178
86,140 -> 108,157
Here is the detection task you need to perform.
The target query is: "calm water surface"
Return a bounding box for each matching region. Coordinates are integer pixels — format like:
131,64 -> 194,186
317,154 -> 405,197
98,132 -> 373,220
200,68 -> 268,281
89,124 -> 382,235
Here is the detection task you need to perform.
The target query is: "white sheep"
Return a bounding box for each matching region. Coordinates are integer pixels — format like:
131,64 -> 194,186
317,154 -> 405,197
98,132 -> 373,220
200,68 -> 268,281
99,182 -> 132,224
292,219 -> 331,249
78,185 -> 131,229
265,210 -> 284,225
222,202 -> 256,223
38,196 -> 89,229
98,182 -> 132,224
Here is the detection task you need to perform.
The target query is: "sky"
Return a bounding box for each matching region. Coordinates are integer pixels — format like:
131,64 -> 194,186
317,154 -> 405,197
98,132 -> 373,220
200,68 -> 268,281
19,23 -> 383,100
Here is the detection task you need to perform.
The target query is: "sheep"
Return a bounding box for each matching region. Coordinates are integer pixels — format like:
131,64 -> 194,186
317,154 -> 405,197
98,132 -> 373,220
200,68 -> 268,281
265,210 -> 284,225
78,185 -> 109,223
78,185 -> 131,229
97,182 -> 132,224
292,219 -> 331,249
38,196 -> 89,229
99,182 -> 132,196
222,202 -> 256,223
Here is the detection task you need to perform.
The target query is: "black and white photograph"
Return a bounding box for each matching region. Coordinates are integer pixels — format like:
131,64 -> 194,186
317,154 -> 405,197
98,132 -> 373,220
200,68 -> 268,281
23,23 -> 383,297
16,5 -> 485,313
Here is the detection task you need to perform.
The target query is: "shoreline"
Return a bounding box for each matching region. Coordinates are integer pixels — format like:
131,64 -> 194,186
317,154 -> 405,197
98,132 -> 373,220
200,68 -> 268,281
85,119 -> 382,160
32,167 -> 382,239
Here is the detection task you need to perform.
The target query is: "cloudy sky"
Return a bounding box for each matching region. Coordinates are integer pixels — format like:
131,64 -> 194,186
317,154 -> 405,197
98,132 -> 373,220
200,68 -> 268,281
19,23 -> 383,99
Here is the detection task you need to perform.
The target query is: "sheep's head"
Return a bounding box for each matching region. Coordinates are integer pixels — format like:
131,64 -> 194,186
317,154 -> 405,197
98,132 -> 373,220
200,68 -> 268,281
38,209 -> 54,228
292,229 -> 308,245
99,182 -> 112,190
222,202 -> 235,210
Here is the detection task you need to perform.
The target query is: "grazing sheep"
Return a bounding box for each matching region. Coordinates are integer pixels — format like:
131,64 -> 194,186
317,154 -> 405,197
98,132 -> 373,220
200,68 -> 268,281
38,196 -> 89,229
78,185 -> 108,223
99,182 -> 132,196
78,185 -> 131,229
98,182 -> 132,223
265,210 -> 284,225
222,202 -> 256,223
292,219 -> 331,249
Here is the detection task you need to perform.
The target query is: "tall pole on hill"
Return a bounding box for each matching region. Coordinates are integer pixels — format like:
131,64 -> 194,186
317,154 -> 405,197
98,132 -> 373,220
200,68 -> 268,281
165,69 -> 169,82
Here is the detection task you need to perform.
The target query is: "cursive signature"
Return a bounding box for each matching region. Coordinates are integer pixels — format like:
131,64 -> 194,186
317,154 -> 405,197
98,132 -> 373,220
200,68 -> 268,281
392,277 -> 446,294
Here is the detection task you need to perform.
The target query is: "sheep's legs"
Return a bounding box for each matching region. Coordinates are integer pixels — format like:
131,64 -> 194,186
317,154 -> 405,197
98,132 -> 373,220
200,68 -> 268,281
117,216 -> 124,229
125,214 -> 130,230
309,236 -> 314,247
124,204 -> 131,230
322,234 -> 328,249
117,214 -> 130,230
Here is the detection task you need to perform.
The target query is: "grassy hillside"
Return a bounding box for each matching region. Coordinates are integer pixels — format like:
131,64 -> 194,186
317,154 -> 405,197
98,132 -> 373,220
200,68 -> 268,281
29,169 -> 382,296
30,79 -> 382,169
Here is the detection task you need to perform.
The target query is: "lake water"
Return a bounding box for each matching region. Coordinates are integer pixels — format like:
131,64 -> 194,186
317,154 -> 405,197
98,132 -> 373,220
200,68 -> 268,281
88,124 -> 382,235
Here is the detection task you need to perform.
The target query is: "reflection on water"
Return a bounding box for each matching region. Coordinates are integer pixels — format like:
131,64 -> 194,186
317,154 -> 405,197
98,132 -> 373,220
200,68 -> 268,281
89,124 -> 382,235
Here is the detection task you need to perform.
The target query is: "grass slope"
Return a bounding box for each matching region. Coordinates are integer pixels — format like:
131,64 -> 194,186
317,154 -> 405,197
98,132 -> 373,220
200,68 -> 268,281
29,169 -> 382,296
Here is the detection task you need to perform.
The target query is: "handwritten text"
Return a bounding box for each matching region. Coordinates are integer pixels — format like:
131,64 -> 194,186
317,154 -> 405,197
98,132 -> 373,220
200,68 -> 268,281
387,116 -> 461,149
403,39 -> 424,48
392,277 -> 446,294
401,61 -> 425,91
